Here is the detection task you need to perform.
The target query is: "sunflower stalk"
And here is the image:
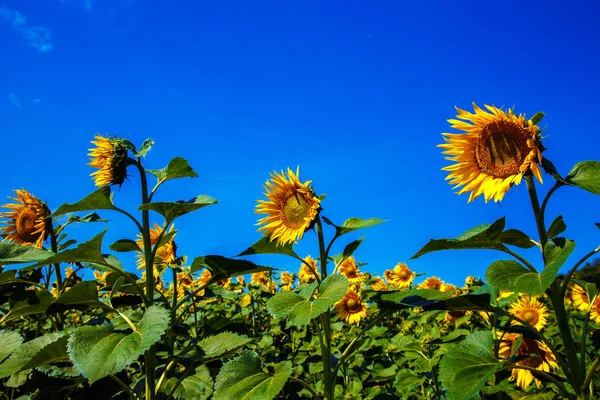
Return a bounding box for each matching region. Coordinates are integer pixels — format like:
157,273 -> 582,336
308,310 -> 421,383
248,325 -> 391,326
525,175 -> 584,397
48,221 -> 65,330
316,216 -> 334,399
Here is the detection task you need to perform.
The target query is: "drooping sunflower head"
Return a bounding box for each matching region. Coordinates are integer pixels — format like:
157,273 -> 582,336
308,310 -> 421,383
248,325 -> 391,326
383,262 -> 415,289
509,295 -> 549,331
439,103 -> 544,203
298,256 -> 320,284
136,223 -> 177,270
498,332 -> 558,389
88,135 -> 130,187
335,286 -> 368,324
571,284 -> 590,311
0,189 -> 51,249
338,256 -> 364,284
255,167 -> 321,246
417,276 -> 444,291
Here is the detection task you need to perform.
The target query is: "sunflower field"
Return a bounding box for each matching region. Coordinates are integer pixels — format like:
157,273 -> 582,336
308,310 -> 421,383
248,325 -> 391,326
1,104 -> 600,400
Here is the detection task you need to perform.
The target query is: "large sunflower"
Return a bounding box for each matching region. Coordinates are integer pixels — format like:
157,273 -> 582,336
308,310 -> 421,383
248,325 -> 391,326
417,276 -> 444,291
255,167 -> 321,246
88,135 -> 130,187
335,286 -> 368,324
338,256 -> 364,284
298,256 -> 320,284
0,189 -> 51,248
509,295 -> 549,331
439,103 -> 544,203
383,262 -> 415,289
498,333 -> 558,389
136,223 -> 177,270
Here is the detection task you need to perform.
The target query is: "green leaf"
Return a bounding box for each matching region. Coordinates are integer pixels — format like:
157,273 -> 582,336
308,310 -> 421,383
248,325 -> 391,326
567,160 -> 600,195
1,290 -> 55,324
0,271 -> 36,286
200,332 -> 252,360
395,369 -> 426,393
318,274 -> 349,304
0,333 -> 64,378
66,212 -> 107,224
0,244 -> 54,265
541,158 -> 568,184
53,187 -> 117,217
19,336 -> 70,371
501,229 -> 536,249
213,350 -> 292,400
547,215 -> 566,238
163,365 -> 213,400
331,238 -> 364,265
139,195 -> 217,223
0,331 -> 23,364
147,157 -> 198,182
411,218 -> 506,259
530,111 -> 545,126
237,236 -> 298,257
323,217 -> 388,236
109,239 -> 141,253
48,281 -> 101,312
68,305 -> 169,382
485,237 -> 574,297
439,331 -> 501,400
25,231 -> 107,270
134,138 -> 154,157
421,294 -> 494,312
191,255 -> 269,278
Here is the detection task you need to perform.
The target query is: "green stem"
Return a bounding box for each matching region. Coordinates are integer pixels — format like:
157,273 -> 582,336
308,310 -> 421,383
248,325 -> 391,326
113,205 -> 144,234
584,357 -> 600,389
289,376 -> 320,399
109,374 -> 140,400
48,222 -> 64,331
499,365 -> 572,398
560,247 -> 600,299
499,247 -> 538,273
315,217 -> 333,399
580,311 -> 590,379
170,268 -> 178,358
540,181 -> 564,224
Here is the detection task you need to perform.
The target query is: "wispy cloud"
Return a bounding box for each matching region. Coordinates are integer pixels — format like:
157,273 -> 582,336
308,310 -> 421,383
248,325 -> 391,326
8,93 -> 21,108
0,5 -> 53,52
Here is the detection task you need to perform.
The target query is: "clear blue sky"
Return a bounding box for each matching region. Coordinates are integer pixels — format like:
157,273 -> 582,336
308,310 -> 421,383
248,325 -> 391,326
1,0 -> 599,286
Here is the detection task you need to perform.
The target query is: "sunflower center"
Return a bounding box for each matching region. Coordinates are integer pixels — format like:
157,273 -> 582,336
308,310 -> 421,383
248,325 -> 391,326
522,309 -> 539,325
399,270 -> 410,280
476,120 -> 531,179
346,298 -> 361,312
15,207 -> 41,242
283,192 -> 311,229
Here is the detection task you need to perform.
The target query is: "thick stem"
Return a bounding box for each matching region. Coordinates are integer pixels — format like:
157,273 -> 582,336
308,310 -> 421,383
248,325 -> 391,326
110,374 -> 140,400
315,217 -> 333,398
48,222 -> 64,330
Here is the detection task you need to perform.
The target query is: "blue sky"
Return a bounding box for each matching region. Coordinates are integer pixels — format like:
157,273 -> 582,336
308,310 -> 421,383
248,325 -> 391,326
1,0 -> 599,286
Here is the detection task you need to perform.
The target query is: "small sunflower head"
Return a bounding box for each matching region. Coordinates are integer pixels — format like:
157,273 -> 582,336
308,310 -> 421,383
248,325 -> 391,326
509,295 -> 549,331
384,262 -> 415,289
334,286 -> 368,324
88,135 -> 131,187
338,256 -> 363,284
0,189 -> 51,248
136,223 -> 178,270
298,256 -> 320,284
255,167 -> 321,246
417,276 -> 444,291
370,277 -> 388,291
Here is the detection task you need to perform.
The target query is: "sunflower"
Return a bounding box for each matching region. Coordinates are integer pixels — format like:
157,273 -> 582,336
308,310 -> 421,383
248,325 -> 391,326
136,223 -> 177,270
298,256 -> 320,284
417,276 -> 444,291
88,135 -> 130,187
439,103 -> 544,203
279,271 -> 294,291
498,332 -> 559,389
445,310 -> 471,325
0,189 -> 51,248
338,256 -> 364,284
509,295 -> 549,331
383,263 -> 415,289
94,270 -> 110,286
251,271 -> 271,286
571,284 -> 590,311
255,167 -> 321,246
193,269 -> 213,297
370,277 -> 388,291
591,297 -> 600,325
335,286 -> 368,324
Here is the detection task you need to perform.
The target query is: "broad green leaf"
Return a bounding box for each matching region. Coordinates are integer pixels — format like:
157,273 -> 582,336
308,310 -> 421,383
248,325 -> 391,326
0,333 -> 63,378
109,239 -> 141,253
377,289 -> 454,308
323,217 -> 388,236
25,231 -> 107,270
422,294 -> 494,312
501,229 -> 536,249
1,290 -> 55,324
318,274 -> 349,304
68,305 -> 169,382
139,195 -> 217,223
567,160 -> 600,195
37,365 -> 80,378
547,215 -> 566,238
163,365 -> 213,400
53,187 -> 117,217
439,331 -> 501,400
331,238 -> 364,265
200,332 -> 252,360
147,157 -> 198,182
266,292 -> 328,326
541,158 -> 568,184
430,329 -> 471,344
371,363 -> 398,382
0,244 -> 54,265
471,284 -> 499,307
486,260 -> 546,296
134,138 -> 154,157
544,238 -> 575,275
0,270 -> 37,286
49,281 -> 101,312
213,350 -> 292,400
298,282 -> 318,300
395,369 -> 426,393
19,336 -> 70,371
0,331 -> 23,364
411,218 -> 507,259
191,255 -> 269,278
66,212 -> 107,224
266,292 -> 305,319
237,236 -> 298,257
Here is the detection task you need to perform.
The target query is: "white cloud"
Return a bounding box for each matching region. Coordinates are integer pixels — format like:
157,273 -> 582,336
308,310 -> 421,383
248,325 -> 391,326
0,5 -> 53,52
8,93 -> 21,108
